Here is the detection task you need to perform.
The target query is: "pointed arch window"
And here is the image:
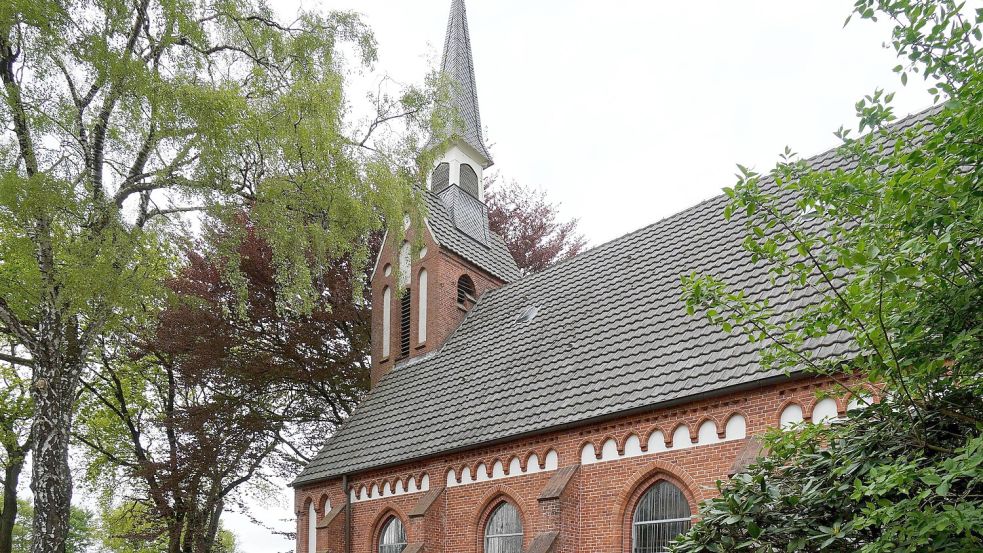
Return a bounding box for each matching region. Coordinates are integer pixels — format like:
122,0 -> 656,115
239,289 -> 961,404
418,269 -> 428,343
399,289 -> 412,358
484,502 -> 522,553
632,481 -> 692,552
432,162 -> 450,191
381,287 -> 392,358
457,274 -> 476,305
378,516 -> 407,553
460,163 -> 479,197
307,500 -> 317,553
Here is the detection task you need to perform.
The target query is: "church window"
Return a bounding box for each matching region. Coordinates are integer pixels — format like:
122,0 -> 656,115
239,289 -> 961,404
307,500 -> 317,553
400,290 -> 412,358
632,481 -> 692,553
398,242 -> 411,288
457,274 -> 476,305
382,287 -> 392,358
432,162 -> 450,192
378,516 -> 407,553
418,269 -> 428,343
460,163 -> 479,197
484,502 -> 523,553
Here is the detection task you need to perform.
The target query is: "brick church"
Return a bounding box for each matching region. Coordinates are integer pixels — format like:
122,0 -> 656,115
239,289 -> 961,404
291,1 -> 879,551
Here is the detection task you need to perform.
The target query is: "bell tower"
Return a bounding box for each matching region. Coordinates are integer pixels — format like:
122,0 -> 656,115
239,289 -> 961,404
368,0 -> 520,388
428,0 -> 493,199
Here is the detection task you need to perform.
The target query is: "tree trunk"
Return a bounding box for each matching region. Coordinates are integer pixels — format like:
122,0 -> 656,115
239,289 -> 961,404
29,356 -> 79,553
0,456 -> 24,553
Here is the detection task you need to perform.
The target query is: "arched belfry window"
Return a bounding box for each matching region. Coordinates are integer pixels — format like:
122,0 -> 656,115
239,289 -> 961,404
418,269 -> 428,343
381,287 -> 392,358
457,274 -> 476,306
632,481 -> 692,552
460,163 -> 479,197
432,162 -> 450,192
484,502 -> 523,553
379,516 -> 407,553
307,500 -> 317,553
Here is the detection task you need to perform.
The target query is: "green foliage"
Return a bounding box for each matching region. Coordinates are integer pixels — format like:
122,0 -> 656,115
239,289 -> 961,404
1,0 -> 438,549
9,499 -> 95,553
676,1 -> 983,551
97,503 -> 239,553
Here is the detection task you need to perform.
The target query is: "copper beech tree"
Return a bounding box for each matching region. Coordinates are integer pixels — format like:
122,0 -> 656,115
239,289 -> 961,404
485,177 -> 586,275
77,214 -> 376,553
0,0 -> 431,550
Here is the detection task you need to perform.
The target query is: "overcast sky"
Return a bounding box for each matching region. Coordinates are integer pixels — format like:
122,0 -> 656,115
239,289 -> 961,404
226,0 -> 933,550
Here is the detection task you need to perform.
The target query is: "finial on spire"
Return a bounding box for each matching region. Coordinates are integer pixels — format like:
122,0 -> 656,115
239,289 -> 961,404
438,0 -> 493,167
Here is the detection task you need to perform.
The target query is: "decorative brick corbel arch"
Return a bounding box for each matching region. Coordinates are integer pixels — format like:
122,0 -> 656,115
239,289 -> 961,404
775,398 -> 805,427
472,484 -> 529,553
613,459 -> 704,552
297,494 -> 315,516
641,426 -> 669,452
693,415 -> 722,441
668,421 -> 695,447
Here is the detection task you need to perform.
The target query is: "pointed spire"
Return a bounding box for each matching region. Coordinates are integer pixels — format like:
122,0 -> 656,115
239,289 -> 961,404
438,0 -> 493,167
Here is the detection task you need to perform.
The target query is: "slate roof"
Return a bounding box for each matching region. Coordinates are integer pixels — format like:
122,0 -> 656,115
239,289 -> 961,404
294,108 -> 938,486
425,187 -> 521,282
432,0 -> 493,166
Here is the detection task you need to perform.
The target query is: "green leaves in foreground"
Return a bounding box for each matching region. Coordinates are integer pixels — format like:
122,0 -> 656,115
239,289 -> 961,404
676,1 -> 983,551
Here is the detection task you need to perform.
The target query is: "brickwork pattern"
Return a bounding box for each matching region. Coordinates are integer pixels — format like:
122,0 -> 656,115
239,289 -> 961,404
370,225 -> 505,387
296,375 -> 867,552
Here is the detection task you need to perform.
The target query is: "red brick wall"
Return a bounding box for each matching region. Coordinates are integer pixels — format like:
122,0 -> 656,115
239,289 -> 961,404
294,375 -> 874,552
369,223 -> 506,387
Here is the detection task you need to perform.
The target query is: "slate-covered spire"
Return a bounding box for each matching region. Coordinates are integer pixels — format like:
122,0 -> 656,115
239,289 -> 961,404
438,0 -> 493,167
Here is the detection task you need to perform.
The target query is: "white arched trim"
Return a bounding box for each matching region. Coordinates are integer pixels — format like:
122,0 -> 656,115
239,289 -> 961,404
601,438 -> 619,461
725,414 -> 747,440
672,426 -> 693,449
812,398 -> 839,423
418,269 -> 428,343
698,421 -> 720,444
307,500 -> 317,553
381,287 -> 391,358
780,404 -> 804,428
352,473 -> 430,503
544,449 -> 559,470
447,451 -> 560,488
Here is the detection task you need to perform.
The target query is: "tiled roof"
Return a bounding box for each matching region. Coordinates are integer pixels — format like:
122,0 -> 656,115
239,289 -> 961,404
425,187 -> 521,282
294,108 -> 938,486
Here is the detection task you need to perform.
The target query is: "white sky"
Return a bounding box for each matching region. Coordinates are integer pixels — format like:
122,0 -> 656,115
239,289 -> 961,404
227,0 -> 934,551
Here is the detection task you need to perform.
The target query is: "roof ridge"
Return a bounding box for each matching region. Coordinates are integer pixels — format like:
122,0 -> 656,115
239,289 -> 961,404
488,104 -> 942,294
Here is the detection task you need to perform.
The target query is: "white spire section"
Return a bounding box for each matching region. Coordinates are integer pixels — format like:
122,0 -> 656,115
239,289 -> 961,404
439,0 -> 492,167
429,0 -> 493,199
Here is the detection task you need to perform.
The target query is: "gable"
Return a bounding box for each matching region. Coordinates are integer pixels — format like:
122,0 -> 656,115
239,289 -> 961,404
294,107 -> 937,486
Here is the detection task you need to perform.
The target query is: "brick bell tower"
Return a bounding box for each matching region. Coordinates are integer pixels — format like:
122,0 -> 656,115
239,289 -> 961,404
368,0 -> 521,388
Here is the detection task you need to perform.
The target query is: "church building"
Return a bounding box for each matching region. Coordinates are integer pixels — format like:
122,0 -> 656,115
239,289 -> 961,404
292,1 -> 889,551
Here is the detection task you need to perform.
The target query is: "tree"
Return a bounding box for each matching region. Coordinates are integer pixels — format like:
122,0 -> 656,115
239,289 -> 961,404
10,500 -> 95,553
97,502 -> 239,553
0,347 -> 31,553
485,176 -> 586,274
675,1 -> 983,551
0,1 -> 431,550
76,213 -> 373,553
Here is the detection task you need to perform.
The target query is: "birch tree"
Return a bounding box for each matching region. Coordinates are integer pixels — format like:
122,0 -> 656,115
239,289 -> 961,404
0,1 -> 431,551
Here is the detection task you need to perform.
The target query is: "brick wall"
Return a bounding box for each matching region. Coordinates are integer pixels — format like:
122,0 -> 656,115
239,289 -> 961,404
370,223 -> 506,387
294,374 -> 873,552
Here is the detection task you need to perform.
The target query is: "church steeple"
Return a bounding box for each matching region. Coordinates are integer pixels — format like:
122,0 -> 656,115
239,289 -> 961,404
430,0 -> 492,198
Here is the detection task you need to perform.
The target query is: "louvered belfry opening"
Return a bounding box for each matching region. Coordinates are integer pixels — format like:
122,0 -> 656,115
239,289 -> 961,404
400,289 -> 412,358
432,162 -> 450,191
460,163 -> 479,197
457,274 -> 476,306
